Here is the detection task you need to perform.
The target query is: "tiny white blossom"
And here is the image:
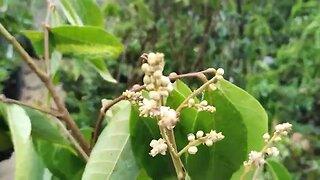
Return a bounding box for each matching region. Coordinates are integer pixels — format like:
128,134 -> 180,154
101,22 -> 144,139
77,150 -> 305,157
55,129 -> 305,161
263,133 -> 270,142
266,147 -> 279,157
245,151 -> 265,167
188,146 -> 198,154
205,139 -> 213,146
275,122 -> 292,135
216,68 -> 224,76
274,136 -> 282,142
139,99 -> 158,117
187,133 -> 195,141
206,130 -> 225,142
188,99 -> 195,107
149,138 -> 167,157
158,106 -> 178,129
196,131 -> 204,138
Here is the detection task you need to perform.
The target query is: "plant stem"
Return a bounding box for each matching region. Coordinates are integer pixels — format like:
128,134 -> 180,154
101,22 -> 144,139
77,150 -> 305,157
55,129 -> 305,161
159,126 -> 186,180
0,23 -> 90,156
0,95 -> 62,118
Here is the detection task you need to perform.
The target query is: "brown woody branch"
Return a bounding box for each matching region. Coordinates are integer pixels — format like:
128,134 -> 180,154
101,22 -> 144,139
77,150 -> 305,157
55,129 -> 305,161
0,23 -> 90,156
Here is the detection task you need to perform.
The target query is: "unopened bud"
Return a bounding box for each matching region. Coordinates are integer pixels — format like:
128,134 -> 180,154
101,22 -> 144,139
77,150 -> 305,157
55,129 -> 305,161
196,131 -> 204,138
188,146 -> 198,154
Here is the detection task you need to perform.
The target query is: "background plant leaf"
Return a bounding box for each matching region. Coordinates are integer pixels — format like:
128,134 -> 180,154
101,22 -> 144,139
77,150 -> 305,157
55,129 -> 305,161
266,159 -> 291,180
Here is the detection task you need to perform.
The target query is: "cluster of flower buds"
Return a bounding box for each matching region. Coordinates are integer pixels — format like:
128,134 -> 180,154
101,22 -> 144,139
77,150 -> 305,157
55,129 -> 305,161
208,68 -> 225,91
141,52 -> 173,100
149,138 -> 168,157
187,99 -> 216,112
244,122 -> 292,168
186,130 -> 225,155
122,90 -> 143,104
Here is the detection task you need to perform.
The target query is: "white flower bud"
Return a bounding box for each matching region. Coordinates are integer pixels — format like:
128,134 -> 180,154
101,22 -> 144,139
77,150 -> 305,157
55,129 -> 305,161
196,130 -> 204,138
266,147 -> 279,157
146,84 -> 155,90
166,83 -> 173,92
200,100 -> 208,106
216,75 -> 224,80
274,136 -> 282,142
153,70 -> 162,78
149,91 -> 160,100
188,146 -> 198,154
141,63 -> 149,72
187,133 -> 195,141
216,68 -> 224,76
159,90 -> 169,97
188,99 -> 195,107
160,76 -> 170,86
148,53 -> 157,65
143,75 -> 151,84
263,133 -> 270,142
205,140 -> 213,146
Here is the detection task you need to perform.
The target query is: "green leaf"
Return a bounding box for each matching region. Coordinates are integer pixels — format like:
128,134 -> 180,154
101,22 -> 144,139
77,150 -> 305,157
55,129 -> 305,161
82,101 -> 139,180
58,0 -> 83,25
51,51 -> 62,83
33,139 -> 85,180
24,108 -> 70,147
130,106 -> 176,179
186,88 -> 247,180
266,159 -> 291,180
50,26 -> 123,59
86,59 -> 117,83
22,26 -> 124,59
5,104 -> 45,180
74,0 -> 104,27
21,31 -> 45,56
217,79 -> 268,151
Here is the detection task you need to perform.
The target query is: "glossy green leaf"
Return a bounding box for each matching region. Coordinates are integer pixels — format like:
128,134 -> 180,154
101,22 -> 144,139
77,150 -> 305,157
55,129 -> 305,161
130,106 -> 176,179
83,101 -> 139,180
23,26 -> 123,59
217,79 -> 268,151
186,89 -> 247,180
266,159 -> 291,180
50,26 -> 123,58
33,139 -> 85,180
86,59 -> 117,83
24,108 -> 70,147
5,104 -> 45,180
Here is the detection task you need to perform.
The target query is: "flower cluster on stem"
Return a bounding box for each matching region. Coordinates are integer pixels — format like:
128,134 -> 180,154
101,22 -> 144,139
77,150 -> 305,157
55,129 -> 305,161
241,122 -> 293,180
179,130 -> 224,156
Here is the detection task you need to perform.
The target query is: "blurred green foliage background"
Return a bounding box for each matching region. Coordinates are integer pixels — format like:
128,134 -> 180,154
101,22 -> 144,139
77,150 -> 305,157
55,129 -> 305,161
0,0 -> 319,179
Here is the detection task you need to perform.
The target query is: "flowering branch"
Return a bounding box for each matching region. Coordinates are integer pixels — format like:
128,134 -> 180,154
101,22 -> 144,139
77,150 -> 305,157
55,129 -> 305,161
91,68 -> 218,147
240,122 -> 293,180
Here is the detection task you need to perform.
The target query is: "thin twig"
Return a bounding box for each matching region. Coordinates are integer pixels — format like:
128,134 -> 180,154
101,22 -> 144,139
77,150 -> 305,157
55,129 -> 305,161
0,95 -> 62,118
54,118 -> 89,161
91,69 -> 216,147
0,23 -> 90,156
